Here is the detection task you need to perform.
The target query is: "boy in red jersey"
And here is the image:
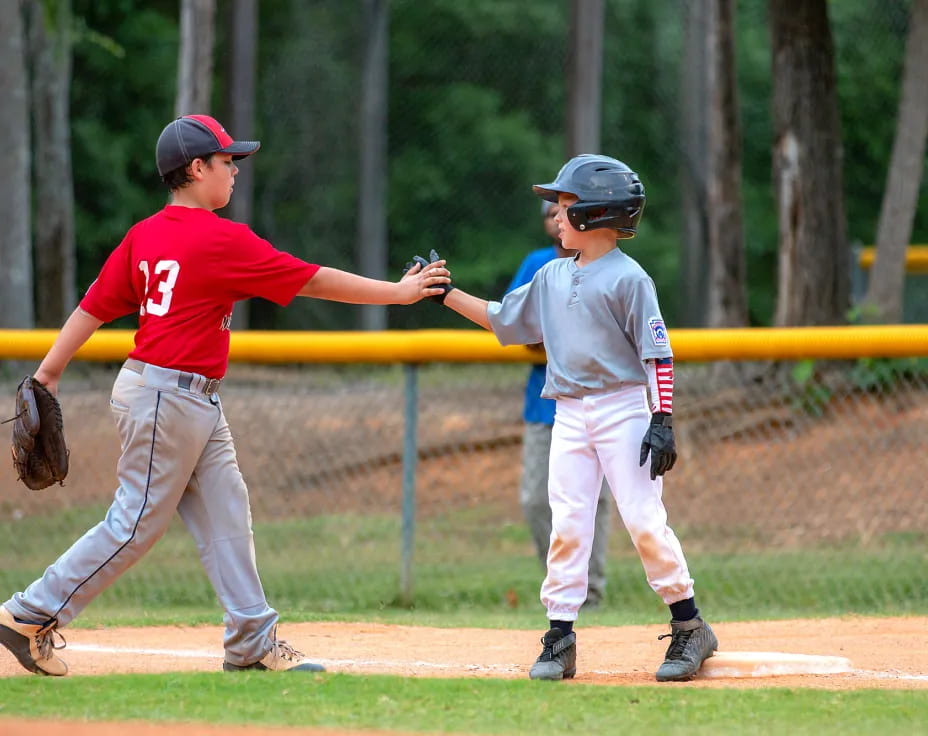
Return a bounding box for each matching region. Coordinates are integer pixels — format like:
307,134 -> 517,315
0,114 -> 450,676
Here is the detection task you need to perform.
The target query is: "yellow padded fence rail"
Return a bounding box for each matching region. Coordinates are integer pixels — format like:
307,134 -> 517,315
3,325 -> 928,363
858,245 -> 928,273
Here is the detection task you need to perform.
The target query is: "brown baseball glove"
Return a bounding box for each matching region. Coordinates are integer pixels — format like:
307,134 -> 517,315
8,376 -> 69,490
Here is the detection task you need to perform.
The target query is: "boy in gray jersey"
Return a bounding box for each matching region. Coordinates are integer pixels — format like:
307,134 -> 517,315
413,154 -> 717,681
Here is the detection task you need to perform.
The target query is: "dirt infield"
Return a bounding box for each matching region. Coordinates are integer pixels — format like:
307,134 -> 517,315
1,618 -> 927,735
1,616 -> 925,689
2,374 -> 927,735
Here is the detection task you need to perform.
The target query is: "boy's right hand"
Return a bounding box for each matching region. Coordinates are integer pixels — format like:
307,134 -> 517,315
405,249 -> 455,304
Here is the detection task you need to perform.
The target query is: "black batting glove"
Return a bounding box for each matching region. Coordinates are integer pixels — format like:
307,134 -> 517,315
639,411 -> 677,481
406,249 -> 454,304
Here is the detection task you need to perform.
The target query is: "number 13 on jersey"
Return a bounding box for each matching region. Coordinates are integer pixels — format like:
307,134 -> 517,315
138,260 -> 180,316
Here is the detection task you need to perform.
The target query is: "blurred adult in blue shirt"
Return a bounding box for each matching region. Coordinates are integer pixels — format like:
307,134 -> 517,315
507,200 -> 612,608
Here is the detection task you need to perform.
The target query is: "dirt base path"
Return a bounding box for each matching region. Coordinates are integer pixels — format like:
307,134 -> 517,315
1,616 -> 925,689
2,617 -> 926,735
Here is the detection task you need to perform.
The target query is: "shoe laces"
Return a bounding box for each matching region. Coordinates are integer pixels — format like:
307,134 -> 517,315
274,639 -> 305,663
268,626 -> 305,664
36,627 -> 66,660
537,630 -> 566,662
658,628 -> 692,661
537,636 -> 555,662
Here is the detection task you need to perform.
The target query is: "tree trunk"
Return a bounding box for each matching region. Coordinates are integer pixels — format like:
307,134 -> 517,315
176,0 -> 215,116
27,0 -> 76,327
566,0 -> 604,155
769,0 -> 849,327
679,0 -> 710,326
0,0 -> 34,329
224,0 -> 258,329
357,0 -> 390,331
705,0 -> 748,327
861,0 -> 928,324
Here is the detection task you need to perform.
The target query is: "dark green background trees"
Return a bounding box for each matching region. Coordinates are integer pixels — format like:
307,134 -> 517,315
17,1 -> 928,329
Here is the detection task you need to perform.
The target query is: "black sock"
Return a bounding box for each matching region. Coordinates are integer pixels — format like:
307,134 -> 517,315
669,598 -> 698,622
549,620 -> 573,636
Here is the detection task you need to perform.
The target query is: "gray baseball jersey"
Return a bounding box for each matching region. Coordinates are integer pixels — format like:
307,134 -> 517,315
488,248 -> 673,399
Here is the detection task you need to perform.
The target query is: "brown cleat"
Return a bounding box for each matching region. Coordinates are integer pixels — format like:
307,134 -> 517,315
0,604 -> 68,676
222,626 -> 325,672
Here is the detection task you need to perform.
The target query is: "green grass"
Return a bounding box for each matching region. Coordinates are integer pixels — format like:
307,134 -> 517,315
2,506 -> 927,628
0,673 -> 926,735
1,508 -> 927,734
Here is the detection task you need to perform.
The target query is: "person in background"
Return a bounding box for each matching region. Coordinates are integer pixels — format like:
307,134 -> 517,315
507,200 -> 612,610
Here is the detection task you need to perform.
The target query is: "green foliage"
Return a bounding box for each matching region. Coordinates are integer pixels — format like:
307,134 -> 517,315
63,0 -> 923,330
385,0 -> 566,329
787,355 -> 928,416
789,360 -> 834,416
71,0 -> 178,294
831,0 -> 924,246
850,356 -> 928,392
790,357 -> 928,416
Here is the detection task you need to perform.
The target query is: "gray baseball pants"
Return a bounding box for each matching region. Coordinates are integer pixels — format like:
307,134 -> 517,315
4,361 -> 277,666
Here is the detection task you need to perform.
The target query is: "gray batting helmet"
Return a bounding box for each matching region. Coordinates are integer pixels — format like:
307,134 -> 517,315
533,154 -> 645,238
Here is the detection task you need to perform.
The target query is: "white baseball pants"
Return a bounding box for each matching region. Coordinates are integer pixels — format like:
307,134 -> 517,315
520,421 -> 611,599
542,385 -> 694,621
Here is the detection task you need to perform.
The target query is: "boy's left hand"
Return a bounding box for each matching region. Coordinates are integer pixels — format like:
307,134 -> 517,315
10,376 -> 70,491
639,411 -> 677,480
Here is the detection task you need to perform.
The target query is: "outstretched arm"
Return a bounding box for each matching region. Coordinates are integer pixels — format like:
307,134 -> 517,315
442,289 -> 492,331
401,248 -> 492,330
297,262 -> 450,305
35,308 -> 105,394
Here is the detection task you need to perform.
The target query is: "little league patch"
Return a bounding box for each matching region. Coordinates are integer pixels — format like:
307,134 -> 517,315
649,318 -> 668,346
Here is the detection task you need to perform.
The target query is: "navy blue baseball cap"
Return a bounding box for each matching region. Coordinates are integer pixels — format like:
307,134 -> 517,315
156,114 -> 260,176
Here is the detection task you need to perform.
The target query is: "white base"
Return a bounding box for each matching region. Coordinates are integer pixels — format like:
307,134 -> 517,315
699,651 -> 853,679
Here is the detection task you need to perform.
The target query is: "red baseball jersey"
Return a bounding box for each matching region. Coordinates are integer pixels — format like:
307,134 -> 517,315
80,206 -> 319,378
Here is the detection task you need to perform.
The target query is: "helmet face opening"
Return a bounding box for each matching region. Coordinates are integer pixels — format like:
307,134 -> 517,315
533,154 -> 646,237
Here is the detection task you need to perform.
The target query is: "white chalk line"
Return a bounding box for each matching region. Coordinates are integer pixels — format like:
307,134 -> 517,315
69,644 -> 221,659
67,643 -> 520,674
67,644 -> 928,680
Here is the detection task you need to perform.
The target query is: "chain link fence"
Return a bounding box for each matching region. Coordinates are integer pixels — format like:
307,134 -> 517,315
1,354 -> 925,616
0,0 -> 921,619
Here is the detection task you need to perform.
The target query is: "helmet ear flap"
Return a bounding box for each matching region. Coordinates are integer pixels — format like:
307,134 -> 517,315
566,200 -> 644,237
565,204 -> 602,231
